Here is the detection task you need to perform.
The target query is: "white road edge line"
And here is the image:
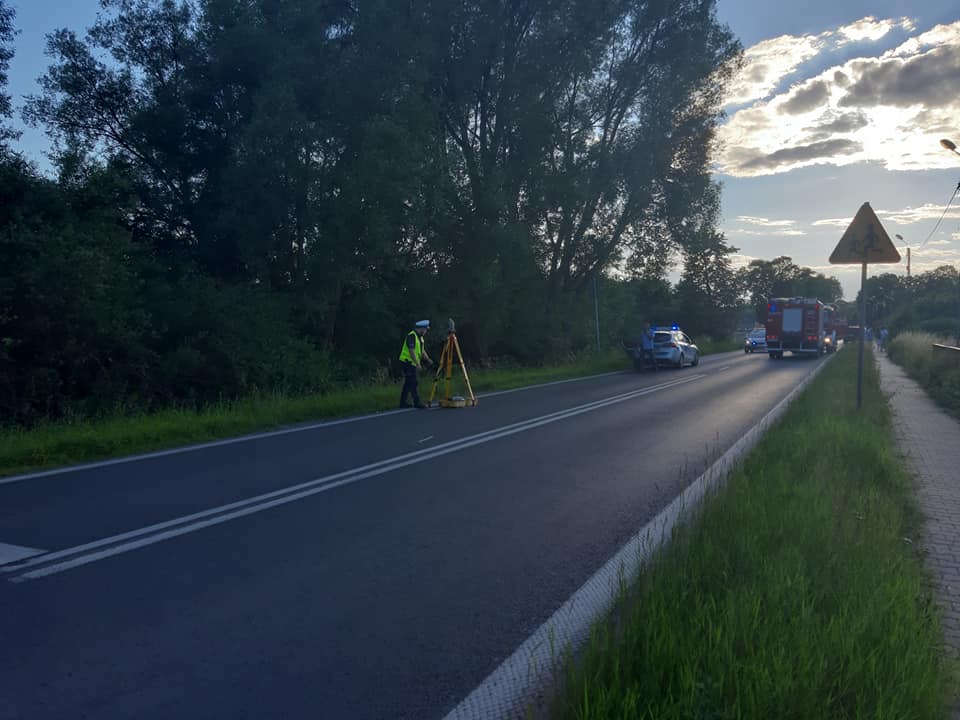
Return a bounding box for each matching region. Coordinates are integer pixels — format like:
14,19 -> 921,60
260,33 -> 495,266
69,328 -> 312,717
6,375 -> 705,581
0,370 -> 634,486
441,356 -> 834,720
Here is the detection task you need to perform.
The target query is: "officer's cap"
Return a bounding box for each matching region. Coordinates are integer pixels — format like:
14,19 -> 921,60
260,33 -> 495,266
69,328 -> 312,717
415,320 -> 431,328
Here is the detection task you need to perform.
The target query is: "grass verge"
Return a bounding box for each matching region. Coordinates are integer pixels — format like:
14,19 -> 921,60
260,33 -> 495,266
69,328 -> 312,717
888,331 -> 960,419
0,349 -> 640,477
551,346 -> 954,719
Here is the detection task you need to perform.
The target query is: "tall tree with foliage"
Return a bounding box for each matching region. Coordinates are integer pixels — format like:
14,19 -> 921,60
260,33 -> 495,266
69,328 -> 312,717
0,0 -> 16,145
9,0 -> 749,423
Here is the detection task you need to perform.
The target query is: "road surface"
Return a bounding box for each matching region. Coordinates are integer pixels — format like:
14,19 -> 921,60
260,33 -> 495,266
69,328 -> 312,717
0,351 -> 823,720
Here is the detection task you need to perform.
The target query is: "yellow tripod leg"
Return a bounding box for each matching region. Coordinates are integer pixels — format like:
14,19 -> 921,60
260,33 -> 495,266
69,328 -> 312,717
447,336 -> 456,403
452,334 -> 477,406
427,339 -> 449,407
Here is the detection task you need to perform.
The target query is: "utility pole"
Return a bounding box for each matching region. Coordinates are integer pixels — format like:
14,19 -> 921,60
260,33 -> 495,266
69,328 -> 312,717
896,234 -> 910,277
592,275 -> 601,353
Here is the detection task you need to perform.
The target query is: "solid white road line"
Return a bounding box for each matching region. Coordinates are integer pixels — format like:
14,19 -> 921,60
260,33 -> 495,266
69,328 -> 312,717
0,370 -> 636,486
0,543 -> 46,564
6,374 -> 705,582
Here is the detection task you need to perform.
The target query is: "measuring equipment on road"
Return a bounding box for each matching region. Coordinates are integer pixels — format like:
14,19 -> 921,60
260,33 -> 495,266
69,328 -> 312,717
428,318 -> 478,409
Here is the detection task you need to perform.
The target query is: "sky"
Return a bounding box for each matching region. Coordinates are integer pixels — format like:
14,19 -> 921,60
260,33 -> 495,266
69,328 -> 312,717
5,1 -> 960,300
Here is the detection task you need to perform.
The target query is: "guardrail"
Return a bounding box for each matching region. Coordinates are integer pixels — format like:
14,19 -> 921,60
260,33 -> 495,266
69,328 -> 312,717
932,343 -> 960,353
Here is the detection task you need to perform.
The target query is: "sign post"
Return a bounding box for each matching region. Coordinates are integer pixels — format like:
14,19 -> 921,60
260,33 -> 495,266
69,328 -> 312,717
829,202 -> 901,409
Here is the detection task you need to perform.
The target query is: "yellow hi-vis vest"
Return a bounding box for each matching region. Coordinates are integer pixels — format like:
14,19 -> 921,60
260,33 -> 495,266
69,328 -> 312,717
399,330 -> 422,364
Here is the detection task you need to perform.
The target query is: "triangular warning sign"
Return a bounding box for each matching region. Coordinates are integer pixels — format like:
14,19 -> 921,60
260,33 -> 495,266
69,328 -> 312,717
829,202 -> 901,264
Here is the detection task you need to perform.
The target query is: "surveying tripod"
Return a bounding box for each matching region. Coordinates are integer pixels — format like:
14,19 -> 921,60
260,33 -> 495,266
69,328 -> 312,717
428,319 -> 477,408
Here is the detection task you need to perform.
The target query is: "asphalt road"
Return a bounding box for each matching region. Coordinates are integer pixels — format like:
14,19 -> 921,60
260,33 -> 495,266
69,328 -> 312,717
0,350 -> 824,720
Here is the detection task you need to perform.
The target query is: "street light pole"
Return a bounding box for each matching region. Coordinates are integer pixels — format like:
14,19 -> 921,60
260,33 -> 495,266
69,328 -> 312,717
941,139 -> 960,345
896,233 -> 909,277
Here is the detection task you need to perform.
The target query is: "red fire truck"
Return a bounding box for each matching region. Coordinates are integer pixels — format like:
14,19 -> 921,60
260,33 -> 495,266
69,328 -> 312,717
765,297 -> 829,359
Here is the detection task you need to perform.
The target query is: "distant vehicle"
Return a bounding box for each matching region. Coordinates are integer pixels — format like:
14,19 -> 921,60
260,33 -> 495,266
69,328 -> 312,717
765,297 -> 828,359
622,325 -> 700,370
744,328 -> 767,354
652,326 -> 700,368
823,307 -> 846,353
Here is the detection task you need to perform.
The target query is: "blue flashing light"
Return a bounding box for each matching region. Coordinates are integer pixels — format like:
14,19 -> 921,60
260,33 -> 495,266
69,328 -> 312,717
671,323 -> 679,331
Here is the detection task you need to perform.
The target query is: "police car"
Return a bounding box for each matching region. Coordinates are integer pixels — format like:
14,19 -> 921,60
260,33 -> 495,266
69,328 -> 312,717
744,328 -> 767,353
652,325 -> 700,368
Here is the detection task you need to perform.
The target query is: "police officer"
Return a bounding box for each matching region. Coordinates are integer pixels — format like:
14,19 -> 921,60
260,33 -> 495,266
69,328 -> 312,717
399,320 -> 434,408
641,322 -> 657,371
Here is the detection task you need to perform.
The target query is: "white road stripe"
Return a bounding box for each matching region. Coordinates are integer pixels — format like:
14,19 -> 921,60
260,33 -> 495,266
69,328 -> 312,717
0,370 -> 631,486
6,374 -> 705,581
0,543 -> 45,564
418,436 -> 435,444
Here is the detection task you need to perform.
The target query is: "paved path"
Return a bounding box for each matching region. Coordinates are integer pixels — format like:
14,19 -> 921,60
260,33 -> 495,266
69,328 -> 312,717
877,353 -> 960,715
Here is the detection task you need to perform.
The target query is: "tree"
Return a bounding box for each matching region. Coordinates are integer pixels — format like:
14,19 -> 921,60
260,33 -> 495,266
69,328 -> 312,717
0,0 -> 17,145
675,231 -> 743,338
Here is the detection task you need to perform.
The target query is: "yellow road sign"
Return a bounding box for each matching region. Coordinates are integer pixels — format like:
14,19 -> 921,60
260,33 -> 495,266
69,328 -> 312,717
829,202 -> 901,264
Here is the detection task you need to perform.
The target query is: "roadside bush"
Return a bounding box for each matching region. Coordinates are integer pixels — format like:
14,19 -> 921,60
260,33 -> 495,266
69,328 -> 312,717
888,331 -> 960,417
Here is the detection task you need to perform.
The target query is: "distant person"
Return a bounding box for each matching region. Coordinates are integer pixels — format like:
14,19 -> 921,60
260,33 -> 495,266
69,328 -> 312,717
641,322 -> 657,371
879,327 -> 889,353
399,320 -> 433,409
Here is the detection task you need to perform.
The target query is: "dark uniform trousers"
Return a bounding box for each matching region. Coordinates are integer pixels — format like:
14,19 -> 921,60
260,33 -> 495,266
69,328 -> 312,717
400,361 -> 421,406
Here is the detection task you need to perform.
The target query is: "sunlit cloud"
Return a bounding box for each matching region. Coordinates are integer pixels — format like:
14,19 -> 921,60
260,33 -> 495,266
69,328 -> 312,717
813,203 -> 960,228
838,16 -> 915,45
725,34 -> 826,106
729,253 -> 758,269
728,228 -> 806,237
735,216 -> 798,227
812,217 -> 855,228
718,18 -> 960,177
724,17 -> 916,109
913,247 -> 959,257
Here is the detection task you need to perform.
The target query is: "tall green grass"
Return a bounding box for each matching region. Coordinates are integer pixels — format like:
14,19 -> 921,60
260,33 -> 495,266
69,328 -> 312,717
552,347 -> 954,719
0,349 -> 630,477
887,331 -> 960,418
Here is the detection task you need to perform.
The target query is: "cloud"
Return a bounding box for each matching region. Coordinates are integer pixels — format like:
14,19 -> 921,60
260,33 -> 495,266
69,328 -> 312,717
837,16 -> 915,44
812,217 -> 854,228
725,34 -> 826,106
728,228 -> 807,237
911,247 -> 960,260
738,139 -> 862,173
814,203 -> 960,229
779,80 -> 830,114
927,239 -> 952,246
805,110 -> 869,133
725,16 -> 915,108
718,19 -> 960,177
877,204 -> 960,225
735,216 -> 797,227
729,253 -> 758,269
840,45 -> 960,109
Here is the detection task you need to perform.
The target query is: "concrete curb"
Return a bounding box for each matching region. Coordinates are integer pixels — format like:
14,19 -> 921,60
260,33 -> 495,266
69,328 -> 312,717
442,353 -> 836,720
